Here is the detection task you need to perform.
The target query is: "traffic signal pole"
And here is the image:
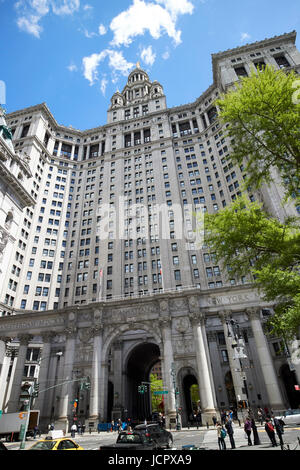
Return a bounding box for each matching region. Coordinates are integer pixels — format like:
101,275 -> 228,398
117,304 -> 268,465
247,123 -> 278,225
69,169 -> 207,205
19,377 -> 90,450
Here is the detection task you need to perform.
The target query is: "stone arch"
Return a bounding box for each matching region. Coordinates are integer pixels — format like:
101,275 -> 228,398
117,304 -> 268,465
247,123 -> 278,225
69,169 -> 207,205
102,321 -> 162,363
279,363 -> 298,409
177,366 -> 200,427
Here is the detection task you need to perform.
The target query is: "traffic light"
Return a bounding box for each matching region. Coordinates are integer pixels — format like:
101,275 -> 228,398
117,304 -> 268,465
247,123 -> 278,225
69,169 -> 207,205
138,385 -> 147,394
32,382 -> 40,398
80,381 -> 91,391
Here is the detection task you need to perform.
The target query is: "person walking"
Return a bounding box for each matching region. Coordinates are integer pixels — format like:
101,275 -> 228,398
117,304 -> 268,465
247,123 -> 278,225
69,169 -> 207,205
225,417 -> 236,449
212,415 -> 217,427
257,408 -> 263,425
216,422 -> 227,450
273,417 -> 285,447
71,423 -> 77,438
244,417 -> 252,446
265,418 -> 277,447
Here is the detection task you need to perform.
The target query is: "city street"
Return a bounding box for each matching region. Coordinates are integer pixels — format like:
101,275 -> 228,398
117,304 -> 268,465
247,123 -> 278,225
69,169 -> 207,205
3,423 -> 300,451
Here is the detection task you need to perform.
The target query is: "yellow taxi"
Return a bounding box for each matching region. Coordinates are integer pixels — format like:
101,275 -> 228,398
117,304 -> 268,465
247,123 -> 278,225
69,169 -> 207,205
28,437 -> 84,451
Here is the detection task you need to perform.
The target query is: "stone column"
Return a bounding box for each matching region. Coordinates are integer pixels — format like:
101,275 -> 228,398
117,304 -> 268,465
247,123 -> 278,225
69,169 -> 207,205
34,332 -> 54,420
190,312 -> 217,423
0,338 -> 11,410
89,324 -> 103,424
112,340 -> 123,420
7,334 -> 32,412
56,327 -> 76,431
159,299 -> 176,429
247,308 -> 285,411
219,311 -> 248,404
42,349 -> 63,425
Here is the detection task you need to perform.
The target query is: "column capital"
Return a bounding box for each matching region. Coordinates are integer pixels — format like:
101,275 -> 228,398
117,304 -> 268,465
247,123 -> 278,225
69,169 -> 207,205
92,324 -> 103,336
189,311 -> 206,327
64,327 -> 77,339
41,331 -> 56,343
218,310 -> 232,324
0,336 -> 12,344
18,334 -> 33,346
246,307 -> 261,320
159,317 -> 172,329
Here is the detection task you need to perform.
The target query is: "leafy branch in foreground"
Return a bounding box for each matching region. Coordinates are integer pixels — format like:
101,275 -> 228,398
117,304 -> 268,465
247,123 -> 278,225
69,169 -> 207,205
204,196 -> 300,337
216,65 -> 300,202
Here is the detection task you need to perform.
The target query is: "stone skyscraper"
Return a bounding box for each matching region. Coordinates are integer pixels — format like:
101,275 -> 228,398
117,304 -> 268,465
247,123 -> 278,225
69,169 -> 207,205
0,31 -> 299,431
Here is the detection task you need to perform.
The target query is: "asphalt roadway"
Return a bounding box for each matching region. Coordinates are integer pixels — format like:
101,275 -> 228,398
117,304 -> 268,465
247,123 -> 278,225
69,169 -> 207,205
3,423 -> 300,451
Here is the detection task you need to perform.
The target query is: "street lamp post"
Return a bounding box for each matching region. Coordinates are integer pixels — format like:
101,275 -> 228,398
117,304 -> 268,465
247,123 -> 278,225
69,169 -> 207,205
226,317 -> 260,445
171,363 -> 181,431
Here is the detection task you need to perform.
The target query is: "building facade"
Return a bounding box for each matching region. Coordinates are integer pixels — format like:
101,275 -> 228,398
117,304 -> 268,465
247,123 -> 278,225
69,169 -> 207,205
0,31 -> 299,431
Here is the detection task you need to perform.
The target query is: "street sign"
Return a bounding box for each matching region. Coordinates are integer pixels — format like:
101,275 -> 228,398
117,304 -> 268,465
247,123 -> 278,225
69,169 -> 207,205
153,391 -> 169,395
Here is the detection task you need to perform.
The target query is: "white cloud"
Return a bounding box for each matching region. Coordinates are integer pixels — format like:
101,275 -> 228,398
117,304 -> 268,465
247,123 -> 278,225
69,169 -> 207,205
155,0 -> 194,18
141,45 -> 156,66
109,0 -> 190,47
15,0 -> 81,37
241,32 -> 251,43
51,0 -> 80,16
67,63 -> 78,72
82,49 -> 134,86
162,49 -> 170,60
83,28 -> 97,38
98,23 -> 107,36
17,14 -> 43,37
82,51 -> 107,85
100,77 -> 108,95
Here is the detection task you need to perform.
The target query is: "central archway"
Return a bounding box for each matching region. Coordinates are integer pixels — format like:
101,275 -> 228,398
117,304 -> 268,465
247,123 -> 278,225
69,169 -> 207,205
125,342 -> 161,422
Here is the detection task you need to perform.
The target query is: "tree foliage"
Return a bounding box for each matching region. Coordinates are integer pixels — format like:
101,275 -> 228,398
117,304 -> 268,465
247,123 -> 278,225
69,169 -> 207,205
204,196 -> 300,338
216,65 -> 300,201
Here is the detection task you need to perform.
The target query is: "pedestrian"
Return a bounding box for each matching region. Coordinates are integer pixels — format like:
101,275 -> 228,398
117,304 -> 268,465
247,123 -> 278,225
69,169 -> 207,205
216,422 -> 227,450
257,408 -> 263,425
71,423 -> 77,438
225,417 -> 236,449
273,417 -> 284,447
264,418 -> 277,447
244,417 -> 252,446
82,424 -> 86,435
33,425 -> 39,439
212,415 -> 217,427
77,422 -> 82,435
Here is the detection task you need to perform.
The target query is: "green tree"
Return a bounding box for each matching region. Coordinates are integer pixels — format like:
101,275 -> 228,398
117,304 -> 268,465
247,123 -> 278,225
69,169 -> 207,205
204,196 -> 300,338
216,65 -> 300,202
150,373 -> 163,412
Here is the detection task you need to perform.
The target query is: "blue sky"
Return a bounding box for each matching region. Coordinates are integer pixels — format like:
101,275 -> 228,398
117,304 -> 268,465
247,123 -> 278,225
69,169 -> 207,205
1,0 -> 300,130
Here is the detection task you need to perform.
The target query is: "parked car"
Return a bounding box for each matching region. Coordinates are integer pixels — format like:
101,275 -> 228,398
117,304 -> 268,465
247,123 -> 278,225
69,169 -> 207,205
275,409 -> 300,426
134,423 -> 173,448
99,431 -> 158,450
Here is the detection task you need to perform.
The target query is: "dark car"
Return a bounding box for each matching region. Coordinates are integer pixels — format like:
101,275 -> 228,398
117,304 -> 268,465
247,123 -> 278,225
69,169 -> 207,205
99,431 -> 158,450
134,424 -> 173,448
0,441 -> 8,451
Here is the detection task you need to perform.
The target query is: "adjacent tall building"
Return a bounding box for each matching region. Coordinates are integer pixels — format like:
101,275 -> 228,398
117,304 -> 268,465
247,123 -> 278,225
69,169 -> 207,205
0,31 -> 299,431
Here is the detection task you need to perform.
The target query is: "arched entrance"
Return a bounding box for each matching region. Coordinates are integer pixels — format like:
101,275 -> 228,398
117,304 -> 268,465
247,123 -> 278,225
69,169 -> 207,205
182,373 -> 201,426
280,364 -> 299,409
225,371 -> 236,408
125,342 -> 160,422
